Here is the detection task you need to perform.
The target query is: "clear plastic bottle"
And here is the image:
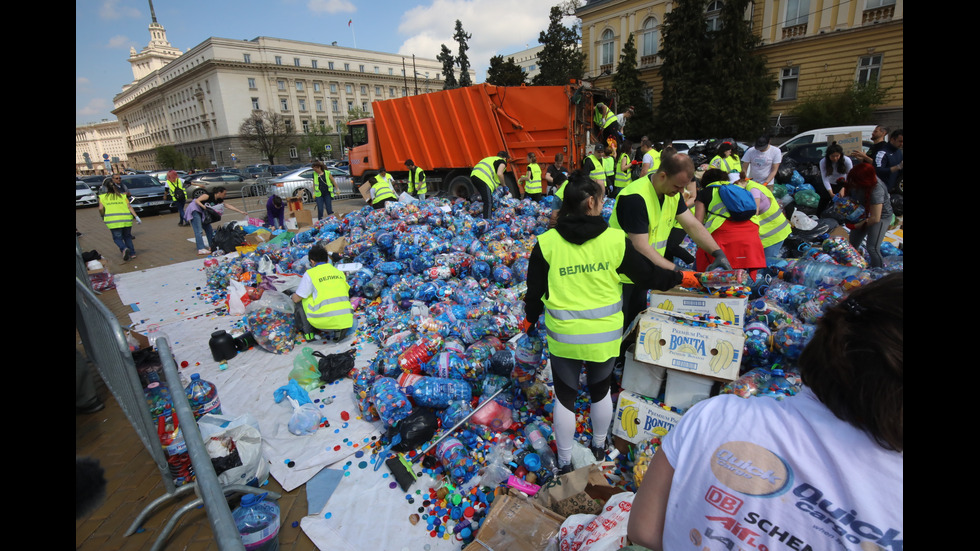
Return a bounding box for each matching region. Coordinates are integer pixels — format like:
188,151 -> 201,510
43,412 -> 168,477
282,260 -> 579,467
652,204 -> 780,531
157,407 -> 195,486
408,377 -> 472,409
232,493 -> 281,551
523,421 -> 558,475
185,373 -> 222,420
144,382 -> 172,421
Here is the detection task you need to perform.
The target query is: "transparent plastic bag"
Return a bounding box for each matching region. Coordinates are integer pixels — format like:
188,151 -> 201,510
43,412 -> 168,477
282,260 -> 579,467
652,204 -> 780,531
286,397 -> 322,436
288,347 -> 321,391
244,290 -> 297,354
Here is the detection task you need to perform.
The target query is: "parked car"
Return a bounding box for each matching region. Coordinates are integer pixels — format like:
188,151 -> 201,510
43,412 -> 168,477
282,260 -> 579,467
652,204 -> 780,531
76,181 -> 97,208
79,175 -> 107,192
779,125 -> 877,153
147,170 -> 189,186
244,166 -> 272,180
111,174 -> 173,214
782,140 -> 872,166
183,171 -> 248,199
269,165 -> 291,177
268,167 -> 355,202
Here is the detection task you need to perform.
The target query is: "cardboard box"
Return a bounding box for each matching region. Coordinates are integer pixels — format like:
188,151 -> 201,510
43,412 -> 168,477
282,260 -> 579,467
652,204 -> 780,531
612,389 -> 684,445
245,229 -> 272,245
290,209 -> 313,228
325,236 -> 347,254
635,309 -> 746,381
826,131 -> 864,152
473,493 -> 565,551
648,291 -> 748,328
286,197 -> 304,213
621,345 -> 666,399
664,369 -> 715,410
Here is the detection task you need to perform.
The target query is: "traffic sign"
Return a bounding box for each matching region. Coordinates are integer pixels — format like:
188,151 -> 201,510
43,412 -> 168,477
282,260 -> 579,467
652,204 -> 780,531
102,153 -> 109,160
326,144 -> 332,152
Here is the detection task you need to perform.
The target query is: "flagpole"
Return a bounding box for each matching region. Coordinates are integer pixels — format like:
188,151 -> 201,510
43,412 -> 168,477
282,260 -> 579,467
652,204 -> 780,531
349,19 -> 356,49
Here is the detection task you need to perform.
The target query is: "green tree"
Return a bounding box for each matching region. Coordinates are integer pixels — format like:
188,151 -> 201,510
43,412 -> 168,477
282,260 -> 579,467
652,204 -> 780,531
238,110 -> 295,165
486,55 -> 527,86
655,0 -> 777,139
453,20 -> 473,87
334,105 -> 372,131
611,33 -> 654,142
437,44 -> 457,89
155,145 -> 188,170
791,82 -> 890,132
299,122 -> 337,161
532,5 -> 584,86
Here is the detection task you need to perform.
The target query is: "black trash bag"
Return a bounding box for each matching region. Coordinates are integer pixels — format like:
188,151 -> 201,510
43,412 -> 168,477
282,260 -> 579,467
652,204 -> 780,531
211,445 -> 243,477
798,164 -> 821,188
392,408 -> 439,452
212,223 -> 247,254
82,250 -> 103,262
314,348 -> 357,384
776,159 -> 798,183
132,347 -> 164,387
488,348 -> 516,377
890,194 -> 904,216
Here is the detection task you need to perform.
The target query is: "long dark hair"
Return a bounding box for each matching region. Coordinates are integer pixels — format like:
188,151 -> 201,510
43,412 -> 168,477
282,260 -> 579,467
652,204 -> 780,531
824,143 -> 847,176
557,170 -> 604,218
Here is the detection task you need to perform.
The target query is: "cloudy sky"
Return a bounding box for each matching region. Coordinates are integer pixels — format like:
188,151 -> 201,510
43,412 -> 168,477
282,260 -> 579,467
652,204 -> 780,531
76,0 -> 578,125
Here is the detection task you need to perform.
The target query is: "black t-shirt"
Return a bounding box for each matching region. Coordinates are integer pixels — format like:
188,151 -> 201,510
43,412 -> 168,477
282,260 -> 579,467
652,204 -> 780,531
615,188 -> 688,235
547,164 -> 568,192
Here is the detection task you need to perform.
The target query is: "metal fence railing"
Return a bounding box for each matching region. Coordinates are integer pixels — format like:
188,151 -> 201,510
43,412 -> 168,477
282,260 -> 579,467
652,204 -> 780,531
75,273 -> 277,550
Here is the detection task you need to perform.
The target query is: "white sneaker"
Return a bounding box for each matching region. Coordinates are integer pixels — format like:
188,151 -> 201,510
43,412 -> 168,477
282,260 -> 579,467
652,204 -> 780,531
197,248 -> 211,256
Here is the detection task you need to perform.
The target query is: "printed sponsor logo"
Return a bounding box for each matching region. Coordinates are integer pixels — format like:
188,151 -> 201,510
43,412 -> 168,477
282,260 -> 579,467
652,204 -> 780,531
706,485 -> 743,515
558,261 -> 610,276
710,442 -> 792,497
669,334 -> 706,355
793,483 -> 902,551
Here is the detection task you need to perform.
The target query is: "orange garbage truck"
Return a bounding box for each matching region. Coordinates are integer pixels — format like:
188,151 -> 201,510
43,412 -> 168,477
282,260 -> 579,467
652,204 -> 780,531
345,82 -> 615,199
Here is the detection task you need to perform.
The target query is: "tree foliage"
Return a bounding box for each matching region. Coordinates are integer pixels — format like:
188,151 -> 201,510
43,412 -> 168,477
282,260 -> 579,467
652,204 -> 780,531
791,82 -> 891,132
486,55 -> 527,86
238,110 -> 295,165
532,5 -> 584,86
334,105 -> 372,131
611,33 -> 654,142
299,122 -> 337,161
437,44 -> 457,89
655,0 -> 777,140
453,20 -> 473,87
155,145 -> 188,170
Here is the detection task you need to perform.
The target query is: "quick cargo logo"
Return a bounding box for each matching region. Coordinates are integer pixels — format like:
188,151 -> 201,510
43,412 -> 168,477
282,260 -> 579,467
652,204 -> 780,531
710,442 -> 792,497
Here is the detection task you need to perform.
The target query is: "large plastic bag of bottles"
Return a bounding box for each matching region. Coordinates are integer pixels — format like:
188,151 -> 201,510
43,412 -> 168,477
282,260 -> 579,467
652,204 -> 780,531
244,290 -> 297,354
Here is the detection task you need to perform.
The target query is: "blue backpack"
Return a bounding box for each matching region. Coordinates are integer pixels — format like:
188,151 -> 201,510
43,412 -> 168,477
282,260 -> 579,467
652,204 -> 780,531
707,182 -> 757,222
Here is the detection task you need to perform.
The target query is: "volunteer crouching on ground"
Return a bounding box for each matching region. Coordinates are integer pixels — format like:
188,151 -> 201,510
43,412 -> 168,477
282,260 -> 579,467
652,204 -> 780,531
628,272 -> 904,551
185,186 -> 247,255
471,151 -> 511,219
367,168 -> 397,209
523,170 -> 694,475
292,243 -> 355,342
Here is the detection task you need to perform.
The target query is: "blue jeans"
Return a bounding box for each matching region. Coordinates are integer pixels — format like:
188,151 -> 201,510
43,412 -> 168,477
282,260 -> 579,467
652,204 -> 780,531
764,240 -> 785,265
110,226 -> 135,256
190,211 -> 214,250
316,194 -> 333,219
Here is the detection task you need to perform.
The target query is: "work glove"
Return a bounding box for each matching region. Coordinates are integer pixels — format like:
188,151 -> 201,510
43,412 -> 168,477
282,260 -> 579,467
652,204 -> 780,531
705,250 -> 732,271
134,215 -> 143,224
680,271 -> 702,289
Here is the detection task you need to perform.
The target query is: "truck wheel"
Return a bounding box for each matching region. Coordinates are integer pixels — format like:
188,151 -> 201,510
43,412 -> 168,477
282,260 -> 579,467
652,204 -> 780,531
448,175 -> 475,200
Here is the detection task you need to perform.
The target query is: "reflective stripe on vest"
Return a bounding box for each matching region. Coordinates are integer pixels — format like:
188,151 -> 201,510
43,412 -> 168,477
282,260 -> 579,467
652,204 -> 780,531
538,227 -> 626,362
471,156 -> 502,191
614,153 -> 631,188
703,183 -> 731,234
746,180 -> 791,247
595,108 -> 617,130
587,155 -> 605,183
371,176 -> 397,204
409,166 -> 426,194
602,157 -> 614,182
609,177 -> 678,284
314,172 -> 334,198
100,193 -> 133,229
167,178 -> 183,197
303,264 -> 353,330
525,163 -> 542,194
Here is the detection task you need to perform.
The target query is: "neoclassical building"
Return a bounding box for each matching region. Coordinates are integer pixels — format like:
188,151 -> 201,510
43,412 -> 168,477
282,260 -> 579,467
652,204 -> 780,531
576,0 -> 904,135
112,9 -> 455,169
76,120 -> 129,175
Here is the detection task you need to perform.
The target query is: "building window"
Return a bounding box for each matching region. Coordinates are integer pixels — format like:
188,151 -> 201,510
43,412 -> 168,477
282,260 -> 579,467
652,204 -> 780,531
866,0 -> 895,7
784,0 -> 810,26
374,66 -> 380,74
641,17 -> 659,59
345,84 -> 353,94
275,56 -> 283,65
277,79 -> 286,91
248,78 -> 256,89
314,82 -> 322,92
251,97 -> 260,110
296,81 -> 304,91
389,68 -> 394,75
294,57 -> 301,67
347,100 -> 354,111
779,66 -> 799,100
332,99 -> 340,112
330,83 -> 338,93
299,98 -> 307,111
359,64 -> 365,72
857,54 -> 882,86
344,63 -> 350,71
280,98 -> 289,111
302,120 -> 310,133
706,1 -> 723,32
390,86 -> 397,97
600,29 -> 615,67
285,119 -> 293,132
362,101 -> 369,111
243,53 -> 251,63
360,85 -> 367,95
289,146 -> 298,159
329,61 -> 335,70
375,85 -> 382,96
312,60 -> 318,69
316,99 -> 324,111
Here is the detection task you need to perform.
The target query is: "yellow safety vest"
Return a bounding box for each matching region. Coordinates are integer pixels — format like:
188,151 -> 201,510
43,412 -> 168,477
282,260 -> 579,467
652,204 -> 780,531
313,171 -> 335,198
371,175 -> 397,205
586,155 -> 605,184
594,107 -> 617,130
471,156 -> 504,192
408,166 -> 426,195
609,177 -> 679,284
166,178 -> 183,200
745,180 -> 791,247
710,154 -> 742,174
602,157 -> 614,183
702,183 -> 733,234
555,181 -> 567,201
100,193 -> 133,229
650,149 -> 662,172
525,163 -> 542,195
614,152 -> 631,188
302,263 -> 353,331
538,227 -> 625,362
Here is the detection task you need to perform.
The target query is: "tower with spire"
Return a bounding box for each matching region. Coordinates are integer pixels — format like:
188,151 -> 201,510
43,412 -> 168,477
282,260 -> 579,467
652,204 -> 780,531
126,0 -> 182,82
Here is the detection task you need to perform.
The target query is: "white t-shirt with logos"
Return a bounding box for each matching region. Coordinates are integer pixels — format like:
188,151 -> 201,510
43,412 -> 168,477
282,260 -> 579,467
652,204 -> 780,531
660,388 -> 902,551
743,146 -> 782,182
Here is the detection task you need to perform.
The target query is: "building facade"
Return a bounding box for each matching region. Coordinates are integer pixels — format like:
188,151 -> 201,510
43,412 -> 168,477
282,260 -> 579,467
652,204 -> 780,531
112,16 -> 453,170
501,45 -> 546,82
576,0 -> 903,137
76,120 -> 129,175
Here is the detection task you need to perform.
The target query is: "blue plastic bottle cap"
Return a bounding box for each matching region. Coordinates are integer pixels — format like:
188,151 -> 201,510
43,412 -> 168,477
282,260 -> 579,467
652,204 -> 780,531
523,453 -> 541,471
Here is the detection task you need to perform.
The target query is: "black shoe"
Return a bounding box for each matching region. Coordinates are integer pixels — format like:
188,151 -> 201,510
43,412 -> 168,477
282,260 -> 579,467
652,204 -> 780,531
590,443 -> 606,462
558,463 -> 573,476
77,400 -> 105,414
123,249 -> 131,261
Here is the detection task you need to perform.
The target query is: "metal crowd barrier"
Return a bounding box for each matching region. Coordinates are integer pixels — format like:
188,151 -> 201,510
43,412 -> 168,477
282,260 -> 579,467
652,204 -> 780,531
75,274 -> 276,550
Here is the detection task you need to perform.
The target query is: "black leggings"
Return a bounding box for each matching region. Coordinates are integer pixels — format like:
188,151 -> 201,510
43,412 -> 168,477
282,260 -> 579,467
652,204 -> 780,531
475,180 -> 493,219
550,355 -> 614,411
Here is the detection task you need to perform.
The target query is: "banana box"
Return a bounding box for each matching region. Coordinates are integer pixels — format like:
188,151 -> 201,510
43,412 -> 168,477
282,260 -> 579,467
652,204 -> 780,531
647,291 -> 749,328
635,308 -> 745,381
612,389 -> 684,445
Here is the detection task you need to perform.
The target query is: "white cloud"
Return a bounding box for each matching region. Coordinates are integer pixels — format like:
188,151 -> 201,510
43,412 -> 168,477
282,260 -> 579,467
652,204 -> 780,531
78,98 -> 111,117
106,35 -> 133,49
77,77 -> 91,88
395,0 -> 558,80
100,0 -> 141,20
308,0 -> 356,14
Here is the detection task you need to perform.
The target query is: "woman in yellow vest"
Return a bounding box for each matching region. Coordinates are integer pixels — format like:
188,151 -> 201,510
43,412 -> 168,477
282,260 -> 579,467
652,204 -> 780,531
523,170 -> 690,475
709,142 -> 742,174
98,175 -> 140,261
736,172 -> 791,264
292,243 -> 354,342
693,169 -> 766,278
312,161 -> 336,219
519,152 -> 544,202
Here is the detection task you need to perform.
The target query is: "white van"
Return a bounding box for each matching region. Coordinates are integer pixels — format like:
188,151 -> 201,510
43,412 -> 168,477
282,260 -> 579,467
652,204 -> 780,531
779,125 -> 877,152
